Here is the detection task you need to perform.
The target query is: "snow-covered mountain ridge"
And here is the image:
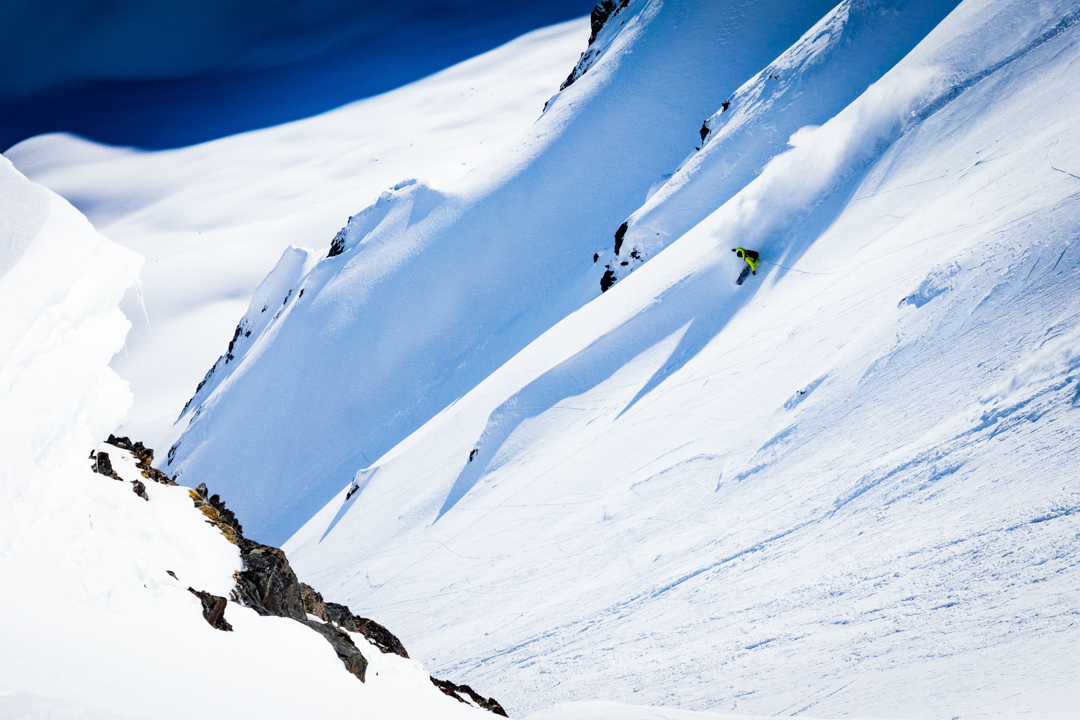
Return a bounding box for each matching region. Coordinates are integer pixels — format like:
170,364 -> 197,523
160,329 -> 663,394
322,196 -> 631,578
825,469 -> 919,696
159,0 -> 847,546
272,0 -> 1079,716
0,156 -> 511,718
4,0 -> 1080,717
5,18 -> 593,457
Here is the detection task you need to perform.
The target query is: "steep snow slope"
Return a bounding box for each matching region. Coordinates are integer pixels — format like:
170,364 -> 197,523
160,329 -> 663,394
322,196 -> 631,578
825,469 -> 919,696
4,18 -> 589,454
604,0 -> 959,284
285,0 -> 1080,716
0,158 -> 494,720
161,0 -> 842,545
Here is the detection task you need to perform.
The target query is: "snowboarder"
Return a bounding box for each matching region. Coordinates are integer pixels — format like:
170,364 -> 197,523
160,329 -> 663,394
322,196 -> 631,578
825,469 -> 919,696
732,247 -> 760,285
732,247 -> 759,274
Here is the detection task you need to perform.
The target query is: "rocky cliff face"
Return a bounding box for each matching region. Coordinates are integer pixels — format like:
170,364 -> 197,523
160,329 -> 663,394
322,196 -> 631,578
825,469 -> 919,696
558,0 -> 633,91
96,437 -> 506,711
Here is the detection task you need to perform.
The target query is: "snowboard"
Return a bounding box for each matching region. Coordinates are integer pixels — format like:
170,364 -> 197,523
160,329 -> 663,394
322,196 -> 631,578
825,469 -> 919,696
736,264 -> 752,285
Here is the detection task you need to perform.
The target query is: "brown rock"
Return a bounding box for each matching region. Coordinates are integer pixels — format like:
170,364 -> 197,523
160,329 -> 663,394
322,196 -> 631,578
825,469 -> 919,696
430,676 -> 508,716
233,545 -> 306,621
354,616 -> 410,658
188,587 -> 233,631
301,619 -> 367,681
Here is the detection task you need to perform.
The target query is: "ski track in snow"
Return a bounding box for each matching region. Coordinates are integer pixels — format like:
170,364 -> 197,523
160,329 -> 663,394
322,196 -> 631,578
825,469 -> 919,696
284,1 -> 1080,717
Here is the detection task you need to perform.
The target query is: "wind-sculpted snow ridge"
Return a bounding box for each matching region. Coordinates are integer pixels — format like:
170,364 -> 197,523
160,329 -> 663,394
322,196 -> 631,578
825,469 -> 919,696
0,160 -> 506,720
175,245 -> 321,426
167,0 -> 840,545
602,0 -> 961,287
0,155 -> 141,510
286,0 -> 1080,716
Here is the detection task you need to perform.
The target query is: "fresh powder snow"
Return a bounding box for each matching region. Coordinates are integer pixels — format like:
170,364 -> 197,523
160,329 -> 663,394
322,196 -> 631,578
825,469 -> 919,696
279,0 -> 1080,716
3,0 -> 1079,718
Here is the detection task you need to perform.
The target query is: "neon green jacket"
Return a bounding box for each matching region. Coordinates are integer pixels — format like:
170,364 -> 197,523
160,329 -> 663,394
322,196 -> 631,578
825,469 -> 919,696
733,247 -> 760,273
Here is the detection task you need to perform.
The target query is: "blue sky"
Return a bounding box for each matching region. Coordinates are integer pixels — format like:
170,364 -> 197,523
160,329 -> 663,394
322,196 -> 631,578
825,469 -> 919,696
0,0 -> 589,151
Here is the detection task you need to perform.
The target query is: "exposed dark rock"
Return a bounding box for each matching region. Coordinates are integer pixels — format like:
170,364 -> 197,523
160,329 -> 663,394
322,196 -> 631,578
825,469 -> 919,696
354,617 -> 410,659
431,676 -> 509,717
91,440 -> 390,680
233,544 -> 306,620
613,221 -> 628,256
721,99 -> 731,112
324,601 -> 356,629
92,451 -> 122,481
166,570 -> 178,580
600,268 -> 617,292
301,619 -> 368,681
593,253 -> 599,263
589,0 -> 618,45
328,226 -> 348,257
225,323 -> 245,356
188,483 -> 245,545
559,0 -> 631,91
188,587 -> 233,631
700,120 -> 710,143
469,448 -> 479,462
106,434 -> 176,485
188,482 -> 447,683
300,582 -> 326,619
301,581 -> 409,657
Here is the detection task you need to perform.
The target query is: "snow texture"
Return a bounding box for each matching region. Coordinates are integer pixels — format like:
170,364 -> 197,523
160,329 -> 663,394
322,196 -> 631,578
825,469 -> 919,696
6,18 -> 591,461
7,1 -> 1080,718
164,0 -> 841,546
0,159 -> 492,719
280,0 -> 1080,717
606,0 -> 961,283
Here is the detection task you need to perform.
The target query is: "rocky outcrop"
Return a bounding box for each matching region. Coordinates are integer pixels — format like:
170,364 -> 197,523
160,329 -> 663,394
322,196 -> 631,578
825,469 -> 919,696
89,440 -> 503,708
187,483 -> 369,681
91,447 -> 147,499
190,482 -> 245,545
600,267 -> 617,292
559,0 -> 632,91
600,221 -> 634,292
91,450 -> 123,480
354,616 -> 410,659
300,619 -> 368,681
328,226 -> 348,258
233,544 -> 307,620
431,676 -> 509,717
105,435 -> 176,486
188,588 -> 233,632
301,582 -> 411,659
